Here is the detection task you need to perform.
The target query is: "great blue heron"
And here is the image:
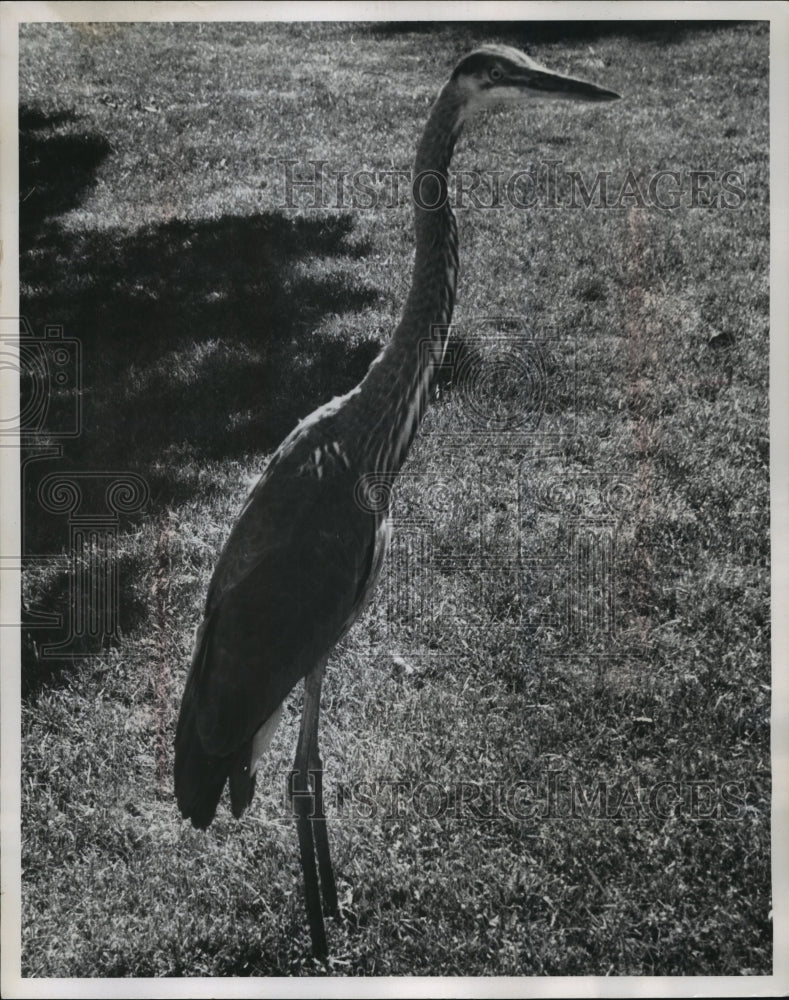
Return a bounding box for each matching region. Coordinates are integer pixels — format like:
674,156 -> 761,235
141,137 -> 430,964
174,43 -> 620,958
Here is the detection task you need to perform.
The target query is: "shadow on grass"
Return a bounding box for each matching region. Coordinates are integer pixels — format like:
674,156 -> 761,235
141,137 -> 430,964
366,20 -> 749,44
19,107 -> 108,237
20,105 -> 383,694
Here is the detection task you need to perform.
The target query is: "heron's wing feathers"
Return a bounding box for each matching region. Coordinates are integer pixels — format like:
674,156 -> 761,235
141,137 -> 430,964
204,436 -> 355,613
188,450 -> 379,758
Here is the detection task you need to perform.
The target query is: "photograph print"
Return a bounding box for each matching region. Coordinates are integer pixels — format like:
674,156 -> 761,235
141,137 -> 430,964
3,6 -> 775,988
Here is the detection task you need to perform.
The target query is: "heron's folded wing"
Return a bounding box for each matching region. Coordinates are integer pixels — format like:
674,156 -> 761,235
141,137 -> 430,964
191,460 -> 378,758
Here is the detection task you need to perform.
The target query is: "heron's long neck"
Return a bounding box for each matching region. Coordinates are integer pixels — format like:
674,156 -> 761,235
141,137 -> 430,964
353,84 -> 464,478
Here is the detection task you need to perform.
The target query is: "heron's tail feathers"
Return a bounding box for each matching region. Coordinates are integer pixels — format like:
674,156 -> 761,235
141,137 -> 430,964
174,704 -> 254,828
174,618 -> 253,829
227,702 -> 282,819
173,674 -> 222,829
174,709 -> 228,829
174,728 -> 253,828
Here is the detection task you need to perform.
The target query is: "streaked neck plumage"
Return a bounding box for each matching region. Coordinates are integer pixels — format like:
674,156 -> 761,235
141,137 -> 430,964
349,82 -> 466,478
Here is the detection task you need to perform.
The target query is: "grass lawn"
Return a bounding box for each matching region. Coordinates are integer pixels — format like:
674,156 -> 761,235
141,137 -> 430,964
17,19 -> 769,978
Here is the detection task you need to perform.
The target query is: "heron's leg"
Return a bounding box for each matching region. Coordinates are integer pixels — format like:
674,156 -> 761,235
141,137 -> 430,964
290,662 -> 330,957
300,664 -> 339,918
311,755 -> 339,919
293,788 -> 326,957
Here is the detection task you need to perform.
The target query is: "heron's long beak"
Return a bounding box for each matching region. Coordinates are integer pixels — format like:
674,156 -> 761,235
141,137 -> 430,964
519,67 -> 621,102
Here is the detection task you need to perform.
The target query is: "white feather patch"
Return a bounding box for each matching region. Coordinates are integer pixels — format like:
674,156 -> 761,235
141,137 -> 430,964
250,703 -> 284,774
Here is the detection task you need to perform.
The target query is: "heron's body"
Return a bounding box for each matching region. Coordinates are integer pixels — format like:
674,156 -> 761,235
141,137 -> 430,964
174,413 -> 390,826
174,43 -> 619,957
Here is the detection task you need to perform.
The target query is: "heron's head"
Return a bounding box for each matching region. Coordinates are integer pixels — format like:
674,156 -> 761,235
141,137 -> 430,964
450,44 -> 620,117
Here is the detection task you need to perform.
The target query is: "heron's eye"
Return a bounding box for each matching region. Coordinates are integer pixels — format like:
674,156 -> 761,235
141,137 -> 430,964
489,66 -> 503,82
